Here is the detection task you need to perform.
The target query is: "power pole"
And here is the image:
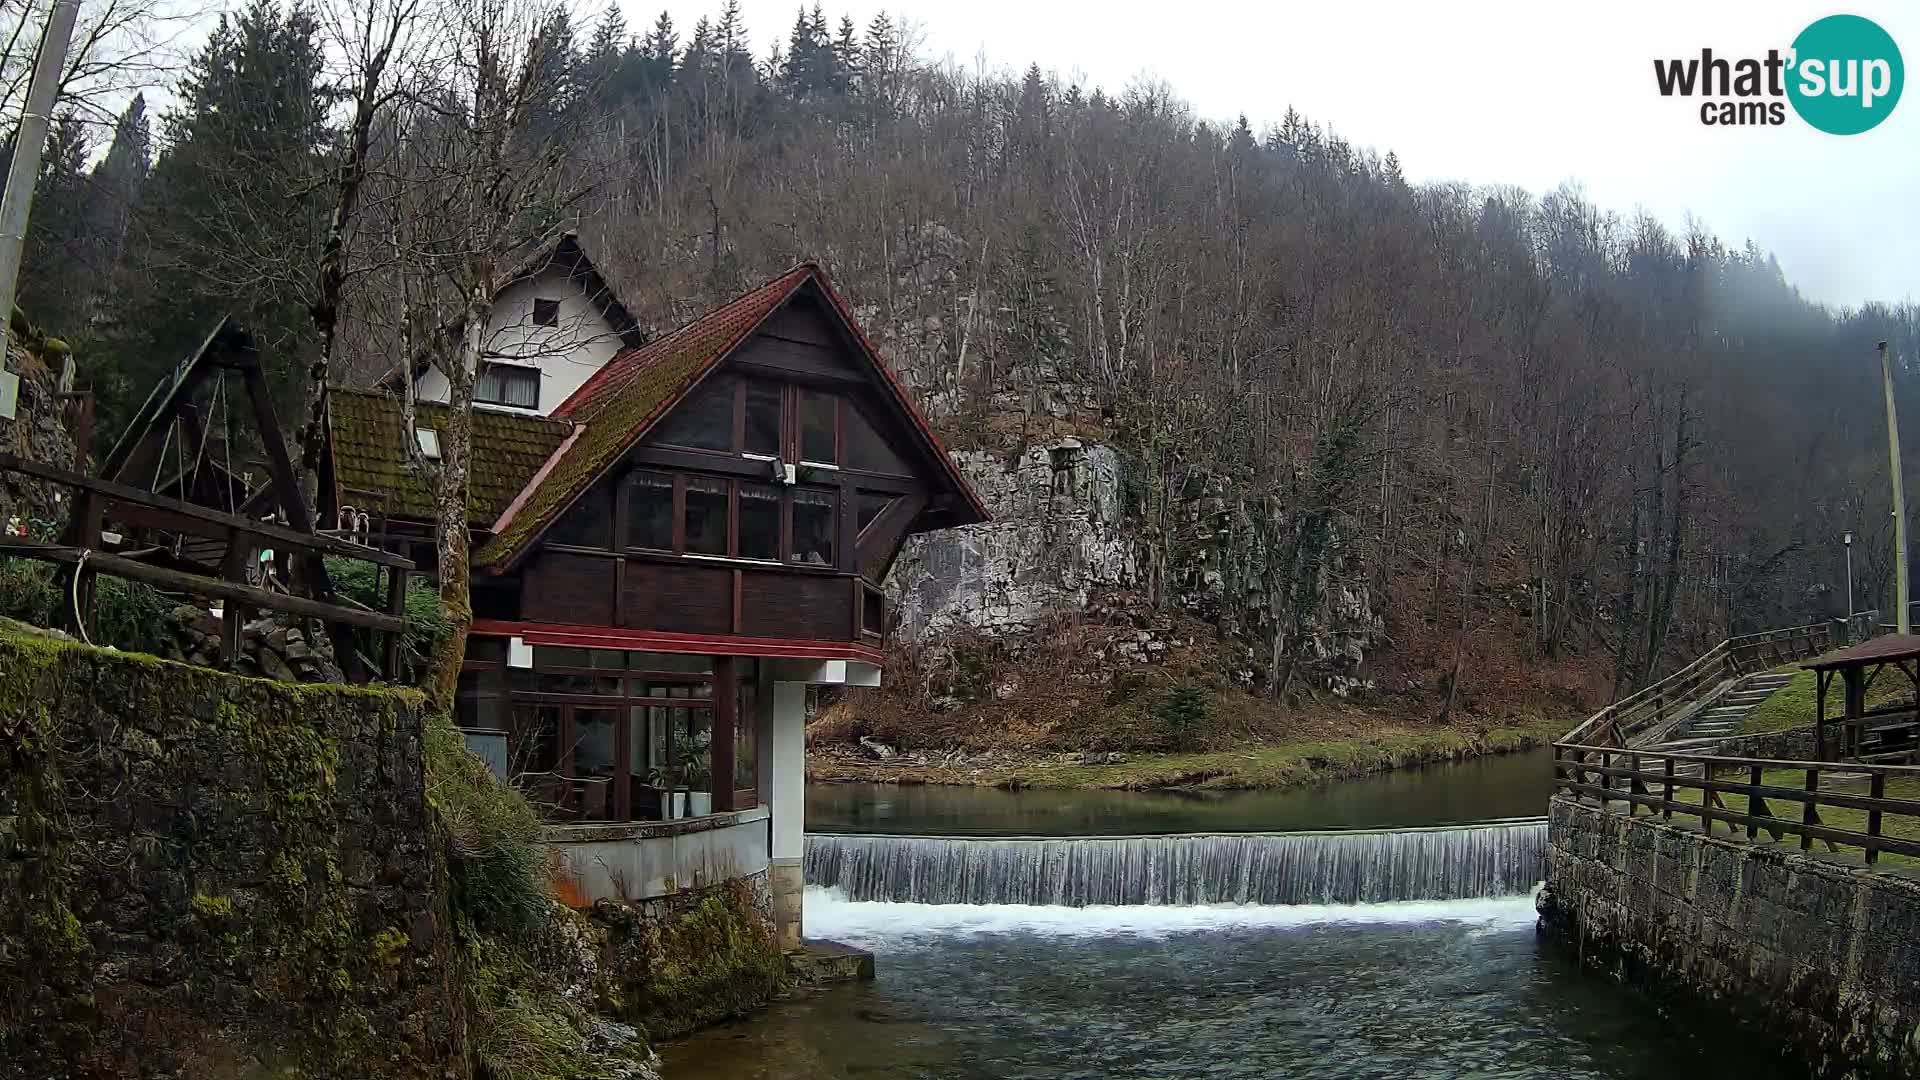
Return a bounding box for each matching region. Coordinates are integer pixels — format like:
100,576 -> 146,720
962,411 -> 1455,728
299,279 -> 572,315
1881,340 -> 1910,635
0,0 -> 82,326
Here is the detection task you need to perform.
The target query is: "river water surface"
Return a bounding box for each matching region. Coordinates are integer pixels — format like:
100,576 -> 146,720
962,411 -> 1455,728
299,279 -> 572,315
663,752 -> 1791,1079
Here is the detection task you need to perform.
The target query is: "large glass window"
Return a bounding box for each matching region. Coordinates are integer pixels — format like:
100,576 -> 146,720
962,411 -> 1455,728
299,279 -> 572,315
626,470 -> 674,549
792,488 -> 836,566
800,390 -> 837,463
549,483 -> 613,548
744,381 -> 782,456
684,477 -> 728,555
739,483 -> 782,560
652,377 -> 736,451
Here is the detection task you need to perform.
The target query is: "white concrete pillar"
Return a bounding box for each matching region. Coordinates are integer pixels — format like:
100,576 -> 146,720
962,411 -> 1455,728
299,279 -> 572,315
767,680 -> 807,951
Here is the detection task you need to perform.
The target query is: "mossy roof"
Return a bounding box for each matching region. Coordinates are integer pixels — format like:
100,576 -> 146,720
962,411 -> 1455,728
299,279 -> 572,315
473,266 -> 814,569
325,386 -> 572,522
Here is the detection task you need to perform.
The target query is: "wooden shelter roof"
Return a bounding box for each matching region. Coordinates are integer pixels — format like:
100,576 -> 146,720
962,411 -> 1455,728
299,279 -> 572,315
1803,633 -> 1920,672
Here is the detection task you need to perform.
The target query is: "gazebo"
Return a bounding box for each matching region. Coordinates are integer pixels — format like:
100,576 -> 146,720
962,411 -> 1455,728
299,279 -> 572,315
1803,634 -> 1920,761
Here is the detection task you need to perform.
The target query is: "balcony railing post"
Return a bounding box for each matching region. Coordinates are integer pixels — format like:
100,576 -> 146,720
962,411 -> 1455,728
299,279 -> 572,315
1701,760 -> 1715,834
1801,768 -> 1818,851
1867,772 -> 1886,866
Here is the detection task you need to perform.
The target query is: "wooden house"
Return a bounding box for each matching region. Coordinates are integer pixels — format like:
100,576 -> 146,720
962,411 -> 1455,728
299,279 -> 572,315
320,247 -> 987,946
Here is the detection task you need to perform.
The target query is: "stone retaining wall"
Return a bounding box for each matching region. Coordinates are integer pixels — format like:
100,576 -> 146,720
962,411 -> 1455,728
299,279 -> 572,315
0,626 -> 455,1078
1539,795 -> 1920,1078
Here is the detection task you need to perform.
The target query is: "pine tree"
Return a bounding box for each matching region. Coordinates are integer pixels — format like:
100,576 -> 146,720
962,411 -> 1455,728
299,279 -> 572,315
16,112 -> 93,335
834,15 -> 860,90
84,93 -> 150,282
583,6 -> 629,101
98,0 -> 330,436
525,9 -> 580,132
642,11 -> 677,74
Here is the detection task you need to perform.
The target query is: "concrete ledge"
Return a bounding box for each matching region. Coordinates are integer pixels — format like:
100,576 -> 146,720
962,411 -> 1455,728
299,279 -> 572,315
544,805 -> 770,845
545,807 -> 772,904
786,938 -> 875,986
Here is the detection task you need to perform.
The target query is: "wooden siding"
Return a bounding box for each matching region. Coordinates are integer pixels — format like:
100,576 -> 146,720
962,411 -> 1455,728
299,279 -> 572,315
521,552 -> 617,626
741,568 -> 850,640
622,559 -> 733,635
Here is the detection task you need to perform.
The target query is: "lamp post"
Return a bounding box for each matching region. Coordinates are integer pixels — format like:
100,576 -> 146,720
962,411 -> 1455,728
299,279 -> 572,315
1844,531 -> 1855,637
1880,341 -> 1910,635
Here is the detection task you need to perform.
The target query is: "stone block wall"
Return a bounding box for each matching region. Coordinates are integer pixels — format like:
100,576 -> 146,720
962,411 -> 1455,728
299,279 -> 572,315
1539,795 -> 1920,1078
0,626 -> 458,1078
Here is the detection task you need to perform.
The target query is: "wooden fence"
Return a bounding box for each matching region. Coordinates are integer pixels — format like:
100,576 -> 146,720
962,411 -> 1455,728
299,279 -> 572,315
1553,744 -> 1920,864
1561,620 -> 1864,749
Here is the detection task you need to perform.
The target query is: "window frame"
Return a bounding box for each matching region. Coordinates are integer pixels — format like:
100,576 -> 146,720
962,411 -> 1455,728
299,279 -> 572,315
531,297 -> 562,327
475,361 -> 541,410
607,467 -> 839,570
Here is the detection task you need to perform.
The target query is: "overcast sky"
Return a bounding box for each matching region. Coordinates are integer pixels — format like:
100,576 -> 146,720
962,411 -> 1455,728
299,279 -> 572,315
635,0 -> 1918,309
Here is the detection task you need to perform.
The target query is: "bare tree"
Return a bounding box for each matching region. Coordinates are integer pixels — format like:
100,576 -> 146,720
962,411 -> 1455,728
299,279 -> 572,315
369,0 -> 592,708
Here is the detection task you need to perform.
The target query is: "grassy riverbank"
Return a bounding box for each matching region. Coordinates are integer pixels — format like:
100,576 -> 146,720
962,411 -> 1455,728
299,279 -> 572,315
807,713 -> 1568,791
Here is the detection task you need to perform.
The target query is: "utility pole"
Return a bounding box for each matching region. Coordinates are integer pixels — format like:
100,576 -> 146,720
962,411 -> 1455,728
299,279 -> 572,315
1881,340 -> 1910,635
0,0 -> 82,328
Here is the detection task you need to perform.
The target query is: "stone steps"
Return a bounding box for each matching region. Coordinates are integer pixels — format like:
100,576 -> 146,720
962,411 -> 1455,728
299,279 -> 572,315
1646,670 -> 1801,750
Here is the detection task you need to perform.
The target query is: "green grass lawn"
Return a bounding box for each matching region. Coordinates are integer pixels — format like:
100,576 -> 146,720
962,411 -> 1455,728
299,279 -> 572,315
1739,667 -> 1916,735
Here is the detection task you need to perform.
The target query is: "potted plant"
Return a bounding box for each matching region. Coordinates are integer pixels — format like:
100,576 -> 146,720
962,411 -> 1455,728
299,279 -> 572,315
646,766 -> 686,819
681,752 -> 713,817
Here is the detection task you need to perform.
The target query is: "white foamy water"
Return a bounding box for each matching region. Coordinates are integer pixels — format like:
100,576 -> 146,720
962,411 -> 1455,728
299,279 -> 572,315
803,885 -> 1542,947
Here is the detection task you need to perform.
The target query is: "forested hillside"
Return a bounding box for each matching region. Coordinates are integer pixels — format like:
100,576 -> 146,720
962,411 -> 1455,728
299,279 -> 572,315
15,0 -> 1920,726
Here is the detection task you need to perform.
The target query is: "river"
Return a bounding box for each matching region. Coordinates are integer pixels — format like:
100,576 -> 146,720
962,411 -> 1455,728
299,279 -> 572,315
662,751 -> 1793,1079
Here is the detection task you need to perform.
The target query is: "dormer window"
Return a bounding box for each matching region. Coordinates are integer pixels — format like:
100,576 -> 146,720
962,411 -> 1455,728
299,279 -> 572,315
477,362 -> 539,409
532,297 -> 561,327
415,427 -> 441,460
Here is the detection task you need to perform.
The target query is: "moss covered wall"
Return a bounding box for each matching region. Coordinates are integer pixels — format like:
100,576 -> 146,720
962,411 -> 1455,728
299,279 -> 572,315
586,877 -> 787,1043
0,626 -> 463,1078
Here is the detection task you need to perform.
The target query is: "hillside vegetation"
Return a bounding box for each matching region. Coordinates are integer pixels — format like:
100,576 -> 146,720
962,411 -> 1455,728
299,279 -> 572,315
19,0 -> 1918,738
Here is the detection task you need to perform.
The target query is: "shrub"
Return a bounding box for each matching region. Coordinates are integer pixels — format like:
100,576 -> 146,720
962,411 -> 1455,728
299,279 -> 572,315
0,556 -> 177,655
424,713 -> 550,936
327,556 -> 448,682
1154,683 -> 1209,750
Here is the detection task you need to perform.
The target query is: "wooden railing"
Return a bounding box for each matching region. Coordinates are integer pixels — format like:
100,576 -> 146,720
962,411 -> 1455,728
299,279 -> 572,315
1553,744 -> 1920,864
0,451 -> 413,676
1561,620 -> 1864,748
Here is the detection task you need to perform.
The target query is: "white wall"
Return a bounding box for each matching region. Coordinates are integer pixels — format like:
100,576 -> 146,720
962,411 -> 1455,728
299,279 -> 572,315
547,808 -> 772,903
413,266 -> 626,416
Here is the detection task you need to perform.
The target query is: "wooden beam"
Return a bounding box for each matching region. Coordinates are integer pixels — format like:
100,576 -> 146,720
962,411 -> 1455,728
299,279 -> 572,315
0,453 -> 414,569
856,492 -> 927,581
711,655 -> 736,813
0,539 -> 406,632
99,317 -> 231,483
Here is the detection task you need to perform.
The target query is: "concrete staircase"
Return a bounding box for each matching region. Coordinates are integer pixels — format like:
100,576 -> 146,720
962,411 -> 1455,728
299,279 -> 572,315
1657,671 -> 1797,750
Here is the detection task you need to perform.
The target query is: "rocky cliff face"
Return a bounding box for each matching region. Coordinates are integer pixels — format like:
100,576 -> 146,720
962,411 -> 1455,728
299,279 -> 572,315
890,439 -> 1134,641
888,437 -> 1383,692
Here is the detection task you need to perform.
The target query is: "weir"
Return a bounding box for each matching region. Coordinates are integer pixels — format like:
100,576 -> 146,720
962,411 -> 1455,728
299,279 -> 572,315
804,818 -> 1545,906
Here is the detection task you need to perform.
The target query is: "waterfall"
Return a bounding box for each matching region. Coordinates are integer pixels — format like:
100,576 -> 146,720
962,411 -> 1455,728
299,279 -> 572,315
804,819 -> 1545,906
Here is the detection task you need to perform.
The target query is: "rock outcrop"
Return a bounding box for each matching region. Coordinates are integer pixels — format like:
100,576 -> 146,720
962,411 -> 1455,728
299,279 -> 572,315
890,439 -> 1134,641
0,339 -> 78,530
888,437 -> 1382,691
